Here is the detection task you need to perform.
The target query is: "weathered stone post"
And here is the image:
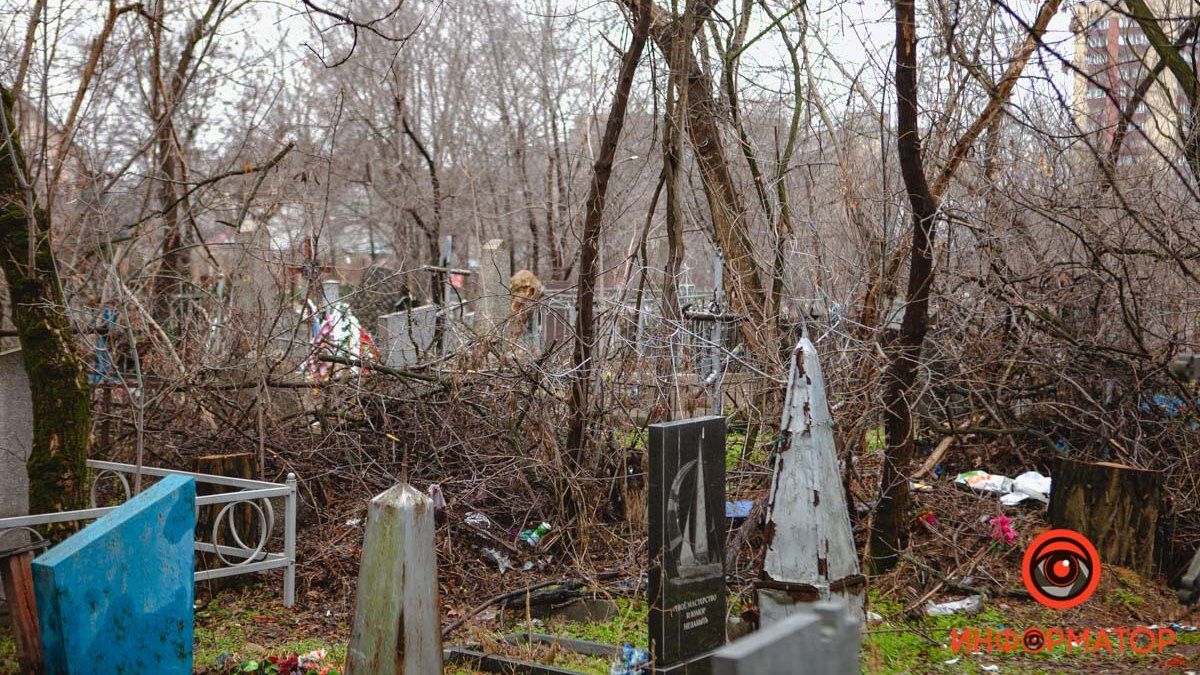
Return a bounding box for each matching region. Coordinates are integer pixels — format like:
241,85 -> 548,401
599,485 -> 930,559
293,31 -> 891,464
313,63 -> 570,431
346,484 -> 441,674
475,239 -> 510,335
757,336 -> 864,624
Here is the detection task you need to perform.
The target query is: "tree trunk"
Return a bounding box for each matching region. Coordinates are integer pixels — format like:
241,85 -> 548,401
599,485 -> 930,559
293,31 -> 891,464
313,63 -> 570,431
567,4 -> 649,454
194,452 -> 256,591
867,0 -> 1060,572
0,86 -> 91,516
625,0 -> 770,354
866,0 -> 939,573
1049,458 -> 1161,574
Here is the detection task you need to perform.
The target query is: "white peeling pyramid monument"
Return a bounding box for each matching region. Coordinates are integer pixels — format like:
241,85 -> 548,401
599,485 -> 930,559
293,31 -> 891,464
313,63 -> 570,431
757,335 -> 865,624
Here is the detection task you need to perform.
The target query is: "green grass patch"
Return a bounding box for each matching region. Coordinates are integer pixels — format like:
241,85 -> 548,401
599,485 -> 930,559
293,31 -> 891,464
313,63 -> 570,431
194,590 -> 346,673
0,628 -> 17,674
866,426 -> 886,452
543,597 -> 648,648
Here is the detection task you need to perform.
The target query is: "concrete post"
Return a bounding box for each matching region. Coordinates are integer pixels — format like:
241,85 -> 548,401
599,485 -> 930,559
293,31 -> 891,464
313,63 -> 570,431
710,602 -> 860,675
476,239 -> 511,335
346,484 -> 442,674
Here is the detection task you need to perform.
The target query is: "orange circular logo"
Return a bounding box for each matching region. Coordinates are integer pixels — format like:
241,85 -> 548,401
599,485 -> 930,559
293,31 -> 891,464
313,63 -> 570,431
1021,529 -> 1101,610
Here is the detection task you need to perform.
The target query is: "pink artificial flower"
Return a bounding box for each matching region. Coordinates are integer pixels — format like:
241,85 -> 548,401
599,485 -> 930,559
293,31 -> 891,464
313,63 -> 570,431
989,515 -> 1018,546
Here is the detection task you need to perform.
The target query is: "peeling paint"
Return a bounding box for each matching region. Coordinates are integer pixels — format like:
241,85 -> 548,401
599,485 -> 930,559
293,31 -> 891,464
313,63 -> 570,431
758,337 -> 863,625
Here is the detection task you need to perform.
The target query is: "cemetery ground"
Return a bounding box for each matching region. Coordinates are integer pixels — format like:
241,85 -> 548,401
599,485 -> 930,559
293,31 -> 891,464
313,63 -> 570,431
1,428 -> 1196,673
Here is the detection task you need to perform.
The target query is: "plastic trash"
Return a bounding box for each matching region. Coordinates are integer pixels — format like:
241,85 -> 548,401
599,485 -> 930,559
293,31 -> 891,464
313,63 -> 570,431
517,522 -> 552,547
1000,471 -> 1052,505
925,595 -> 983,616
726,500 -> 754,519
428,484 -> 447,510
482,548 -> 513,574
465,512 -> 492,529
955,471 -> 1013,495
609,642 -> 650,675
866,611 -> 884,624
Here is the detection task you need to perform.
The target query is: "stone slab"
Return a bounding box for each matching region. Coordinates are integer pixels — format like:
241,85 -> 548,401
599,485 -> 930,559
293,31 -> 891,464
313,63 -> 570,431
710,602 -> 860,675
649,416 -> 727,671
33,474 -> 196,674
0,349 -> 31,524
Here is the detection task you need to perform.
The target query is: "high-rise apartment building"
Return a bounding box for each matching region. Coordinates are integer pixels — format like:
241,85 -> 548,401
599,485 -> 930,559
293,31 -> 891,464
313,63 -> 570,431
1071,0 -> 1192,167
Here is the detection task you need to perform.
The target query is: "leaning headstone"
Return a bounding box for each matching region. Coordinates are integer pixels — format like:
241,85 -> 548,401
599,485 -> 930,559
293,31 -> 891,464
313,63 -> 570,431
0,350 -> 31,522
346,484 -> 441,674
758,337 -> 864,625
710,602 -> 860,675
475,239 -> 511,335
34,474 -> 196,674
649,416 -> 727,673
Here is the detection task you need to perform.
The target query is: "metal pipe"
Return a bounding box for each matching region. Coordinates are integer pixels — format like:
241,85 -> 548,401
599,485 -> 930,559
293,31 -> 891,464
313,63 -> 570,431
284,472 -> 297,608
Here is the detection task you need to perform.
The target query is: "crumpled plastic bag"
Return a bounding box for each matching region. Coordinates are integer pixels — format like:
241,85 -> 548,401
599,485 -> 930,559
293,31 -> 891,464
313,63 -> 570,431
954,470 -> 1013,495
925,595 -> 983,616
1000,471 -> 1052,505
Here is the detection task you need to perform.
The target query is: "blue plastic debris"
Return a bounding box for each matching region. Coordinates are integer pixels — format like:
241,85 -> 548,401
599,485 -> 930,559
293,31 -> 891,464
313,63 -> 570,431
609,642 -> 650,674
1142,393 -> 1190,415
725,500 -> 753,520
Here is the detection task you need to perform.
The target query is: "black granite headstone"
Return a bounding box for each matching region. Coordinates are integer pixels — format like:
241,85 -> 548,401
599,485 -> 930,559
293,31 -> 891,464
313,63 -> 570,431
649,416 -> 727,672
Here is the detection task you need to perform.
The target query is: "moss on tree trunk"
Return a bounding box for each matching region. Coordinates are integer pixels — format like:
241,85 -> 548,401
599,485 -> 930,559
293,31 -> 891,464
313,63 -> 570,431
0,86 -> 91,515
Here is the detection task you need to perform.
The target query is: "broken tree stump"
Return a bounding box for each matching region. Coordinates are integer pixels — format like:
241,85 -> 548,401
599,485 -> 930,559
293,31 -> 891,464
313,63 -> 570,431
194,453 -> 256,589
1048,458 -> 1161,573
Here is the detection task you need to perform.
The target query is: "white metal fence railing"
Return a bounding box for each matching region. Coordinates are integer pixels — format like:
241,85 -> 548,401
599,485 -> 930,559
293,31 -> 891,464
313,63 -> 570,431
0,460 -> 297,607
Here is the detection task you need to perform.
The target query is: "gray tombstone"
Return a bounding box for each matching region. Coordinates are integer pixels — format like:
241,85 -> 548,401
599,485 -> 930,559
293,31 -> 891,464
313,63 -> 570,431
346,484 -> 442,674
381,306 -> 438,368
758,337 -> 864,625
710,602 -> 860,675
649,416 -> 727,673
230,218 -> 278,346
475,239 -> 511,335
0,350 -> 31,522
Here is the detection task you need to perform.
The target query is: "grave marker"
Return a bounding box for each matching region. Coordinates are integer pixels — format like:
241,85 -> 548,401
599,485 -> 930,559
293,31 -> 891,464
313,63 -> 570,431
649,416 -> 727,673
710,602 -> 859,675
476,239 -> 511,335
757,337 -> 864,624
34,474 -> 196,674
346,484 -> 442,674
380,305 -> 438,368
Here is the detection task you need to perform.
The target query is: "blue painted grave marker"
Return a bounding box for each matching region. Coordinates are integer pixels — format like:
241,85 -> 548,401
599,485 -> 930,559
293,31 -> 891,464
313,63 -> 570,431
33,473 -> 196,673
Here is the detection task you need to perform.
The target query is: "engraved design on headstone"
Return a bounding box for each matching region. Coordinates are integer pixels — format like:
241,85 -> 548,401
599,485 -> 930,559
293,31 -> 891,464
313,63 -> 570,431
649,416 -> 727,671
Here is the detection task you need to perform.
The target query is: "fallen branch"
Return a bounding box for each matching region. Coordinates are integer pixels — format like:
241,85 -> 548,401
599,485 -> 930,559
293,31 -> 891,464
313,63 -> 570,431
316,354 -> 449,386
441,570 -> 625,638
